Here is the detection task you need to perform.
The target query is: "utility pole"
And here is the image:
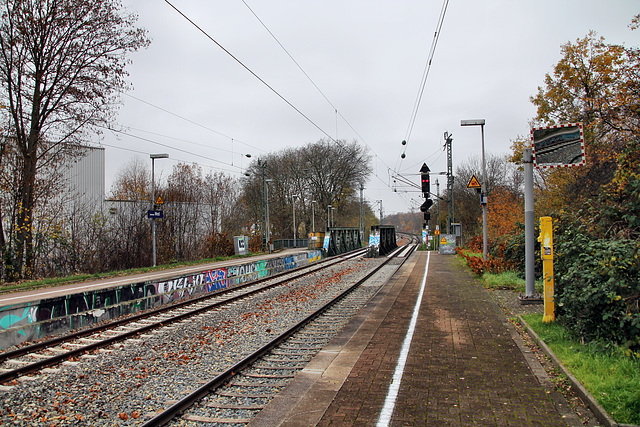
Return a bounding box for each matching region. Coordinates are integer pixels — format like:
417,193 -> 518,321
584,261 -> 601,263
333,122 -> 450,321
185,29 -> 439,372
377,200 -> 383,224
444,132 -> 454,234
524,147 -> 536,297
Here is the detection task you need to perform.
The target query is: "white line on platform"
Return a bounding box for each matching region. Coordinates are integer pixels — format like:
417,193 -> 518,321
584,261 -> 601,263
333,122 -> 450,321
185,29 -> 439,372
377,251 -> 430,427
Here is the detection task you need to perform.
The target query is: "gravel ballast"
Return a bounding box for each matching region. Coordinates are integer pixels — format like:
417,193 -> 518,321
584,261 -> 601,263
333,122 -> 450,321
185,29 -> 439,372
0,257 -> 387,426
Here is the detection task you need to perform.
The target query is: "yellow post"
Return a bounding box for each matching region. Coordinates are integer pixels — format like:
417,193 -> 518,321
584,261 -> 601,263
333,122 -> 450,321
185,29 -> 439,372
538,216 -> 555,322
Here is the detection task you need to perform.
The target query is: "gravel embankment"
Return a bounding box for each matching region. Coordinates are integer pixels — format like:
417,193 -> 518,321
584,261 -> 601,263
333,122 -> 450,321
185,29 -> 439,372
0,258 -> 385,426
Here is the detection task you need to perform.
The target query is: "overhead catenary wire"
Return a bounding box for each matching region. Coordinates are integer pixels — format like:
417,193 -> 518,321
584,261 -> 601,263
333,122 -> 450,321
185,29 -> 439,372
239,0 -> 339,114
164,0 -> 337,144
98,141 -> 244,176
395,0 -> 451,172
99,125 -> 248,173
113,123 -> 247,158
123,92 -> 263,155
238,0 -> 421,212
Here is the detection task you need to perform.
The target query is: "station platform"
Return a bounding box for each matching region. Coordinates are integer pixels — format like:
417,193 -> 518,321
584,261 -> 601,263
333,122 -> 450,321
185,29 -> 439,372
0,248 -> 318,349
250,250 -> 584,426
0,248 -> 307,307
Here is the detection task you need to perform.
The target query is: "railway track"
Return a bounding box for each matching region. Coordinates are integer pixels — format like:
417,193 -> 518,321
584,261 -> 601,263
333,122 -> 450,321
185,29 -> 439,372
0,248 -> 366,385
0,243 -> 416,426
145,243 -> 416,426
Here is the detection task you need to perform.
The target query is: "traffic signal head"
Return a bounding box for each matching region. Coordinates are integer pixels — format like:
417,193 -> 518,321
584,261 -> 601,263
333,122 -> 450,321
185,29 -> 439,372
421,174 -> 430,194
423,212 -> 430,221
419,163 -> 431,196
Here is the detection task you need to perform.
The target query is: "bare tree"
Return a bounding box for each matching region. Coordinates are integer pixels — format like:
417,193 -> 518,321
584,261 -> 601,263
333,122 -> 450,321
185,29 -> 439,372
203,170 -> 244,236
108,156 -> 151,201
242,139 -> 372,240
0,0 -> 149,279
163,163 -> 204,261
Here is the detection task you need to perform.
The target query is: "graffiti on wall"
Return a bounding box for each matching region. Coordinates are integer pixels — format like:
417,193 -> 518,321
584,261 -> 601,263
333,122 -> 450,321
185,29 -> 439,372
206,269 -> 228,292
0,251 -> 323,349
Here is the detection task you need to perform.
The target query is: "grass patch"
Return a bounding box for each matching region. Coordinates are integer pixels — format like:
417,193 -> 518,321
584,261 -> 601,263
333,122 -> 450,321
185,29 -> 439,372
522,313 -> 640,425
0,253 -> 261,295
482,271 -> 543,294
482,271 -> 525,291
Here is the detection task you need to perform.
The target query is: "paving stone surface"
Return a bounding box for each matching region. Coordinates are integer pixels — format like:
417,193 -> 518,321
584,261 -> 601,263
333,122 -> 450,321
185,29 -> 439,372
318,252 -> 571,426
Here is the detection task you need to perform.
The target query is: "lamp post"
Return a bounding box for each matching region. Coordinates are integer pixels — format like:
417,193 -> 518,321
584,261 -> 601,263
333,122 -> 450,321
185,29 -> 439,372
461,119 -> 487,261
265,178 -> 273,252
327,204 -> 332,230
292,196 -> 296,241
311,200 -> 317,233
150,153 -> 169,267
331,206 -> 336,227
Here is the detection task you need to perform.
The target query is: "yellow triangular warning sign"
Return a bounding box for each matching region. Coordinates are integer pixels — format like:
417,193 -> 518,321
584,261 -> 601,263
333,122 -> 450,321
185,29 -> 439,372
156,196 -> 164,205
466,175 -> 481,189
440,237 -> 447,245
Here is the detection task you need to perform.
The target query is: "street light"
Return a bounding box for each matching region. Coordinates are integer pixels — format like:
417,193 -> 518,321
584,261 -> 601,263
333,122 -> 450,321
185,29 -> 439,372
461,119 -> 487,261
292,196 -> 296,241
265,178 -> 273,252
311,200 -> 317,233
150,153 -> 169,267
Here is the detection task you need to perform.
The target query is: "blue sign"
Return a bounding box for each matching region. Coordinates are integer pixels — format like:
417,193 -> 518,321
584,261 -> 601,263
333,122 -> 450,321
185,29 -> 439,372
148,210 -> 163,219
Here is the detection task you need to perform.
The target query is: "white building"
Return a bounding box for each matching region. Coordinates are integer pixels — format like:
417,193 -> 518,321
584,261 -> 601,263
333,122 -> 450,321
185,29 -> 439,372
62,146 -> 105,208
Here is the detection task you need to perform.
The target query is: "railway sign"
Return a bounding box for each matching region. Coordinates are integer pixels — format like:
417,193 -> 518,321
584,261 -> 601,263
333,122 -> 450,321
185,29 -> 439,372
466,175 -> 481,189
147,210 -> 163,219
532,123 -> 585,169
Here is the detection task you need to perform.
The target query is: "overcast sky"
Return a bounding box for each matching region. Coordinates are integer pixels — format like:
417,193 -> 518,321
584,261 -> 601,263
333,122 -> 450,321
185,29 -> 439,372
99,0 -> 638,215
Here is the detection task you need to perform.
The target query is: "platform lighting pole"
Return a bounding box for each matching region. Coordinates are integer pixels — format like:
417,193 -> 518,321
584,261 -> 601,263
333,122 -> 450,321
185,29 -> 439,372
331,206 -> 336,227
461,119 -> 487,261
311,200 -> 317,233
359,185 -> 364,241
257,160 -> 268,252
150,153 -> 169,267
265,179 -> 273,252
436,179 -> 440,229
327,204 -> 331,230
292,196 -> 296,241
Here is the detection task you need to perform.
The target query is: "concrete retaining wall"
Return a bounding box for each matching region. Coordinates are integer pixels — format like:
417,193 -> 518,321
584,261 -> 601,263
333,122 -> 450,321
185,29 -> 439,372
0,251 -> 323,350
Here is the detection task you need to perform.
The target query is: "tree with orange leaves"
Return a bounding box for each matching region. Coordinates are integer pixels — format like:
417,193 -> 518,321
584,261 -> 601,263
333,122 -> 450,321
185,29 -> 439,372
528,31 -> 639,215
486,187 -> 523,241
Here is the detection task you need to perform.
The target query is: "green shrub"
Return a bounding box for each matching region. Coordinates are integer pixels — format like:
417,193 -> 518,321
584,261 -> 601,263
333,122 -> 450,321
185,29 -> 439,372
555,226 -> 640,352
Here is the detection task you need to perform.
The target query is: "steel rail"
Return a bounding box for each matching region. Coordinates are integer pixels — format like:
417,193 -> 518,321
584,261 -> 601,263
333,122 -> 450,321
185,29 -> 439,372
0,248 -> 367,384
0,248 -> 365,363
142,243 -> 415,426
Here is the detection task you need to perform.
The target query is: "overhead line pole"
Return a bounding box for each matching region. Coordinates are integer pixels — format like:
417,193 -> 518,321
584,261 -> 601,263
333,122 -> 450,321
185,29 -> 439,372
444,132 -> 454,234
